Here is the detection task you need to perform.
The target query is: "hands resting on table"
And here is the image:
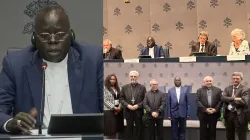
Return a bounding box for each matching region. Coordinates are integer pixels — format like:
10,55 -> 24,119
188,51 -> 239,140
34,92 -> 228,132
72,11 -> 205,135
6,108 -> 37,135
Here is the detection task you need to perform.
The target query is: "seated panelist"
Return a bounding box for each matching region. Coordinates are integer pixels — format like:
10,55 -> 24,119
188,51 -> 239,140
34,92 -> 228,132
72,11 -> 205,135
190,31 -> 217,56
0,5 -> 103,134
228,28 -> 250,55
103,39 -> 123,60
140,37 -> 165,58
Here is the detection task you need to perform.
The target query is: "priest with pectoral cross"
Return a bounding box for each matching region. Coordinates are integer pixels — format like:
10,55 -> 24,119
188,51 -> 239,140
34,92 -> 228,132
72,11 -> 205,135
120,70 -> 146,140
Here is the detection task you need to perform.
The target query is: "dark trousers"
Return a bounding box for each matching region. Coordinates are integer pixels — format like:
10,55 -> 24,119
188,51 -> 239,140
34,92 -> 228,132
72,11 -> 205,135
125,112 -> 142,140
148,118 -> 164,140
171,117 -> 186,140
225,112 -> 248,140
199,114 -> 218,140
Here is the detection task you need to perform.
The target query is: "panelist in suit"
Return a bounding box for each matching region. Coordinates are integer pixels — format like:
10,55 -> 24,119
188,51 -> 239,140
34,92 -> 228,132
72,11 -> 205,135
196,76 -> 222,140
103,39 -> 123,59
221,72 -> 249,140
189,31 -> 217,56
228,29 -> 250,55
120,70 -> 146,140
0,5 -> 103,134
140,37 -> 165,58
167,76 -> 190,140
143,79 -> 166,140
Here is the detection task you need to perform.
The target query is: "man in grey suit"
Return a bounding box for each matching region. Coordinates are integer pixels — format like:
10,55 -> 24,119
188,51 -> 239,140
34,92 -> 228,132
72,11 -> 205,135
120,70 -> 146,140
196,76 -> 222,140
221,72 -> 249,140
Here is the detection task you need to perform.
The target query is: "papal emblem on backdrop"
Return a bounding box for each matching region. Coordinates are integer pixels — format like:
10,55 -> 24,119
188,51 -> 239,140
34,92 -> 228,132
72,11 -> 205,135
23,0 -> 60,34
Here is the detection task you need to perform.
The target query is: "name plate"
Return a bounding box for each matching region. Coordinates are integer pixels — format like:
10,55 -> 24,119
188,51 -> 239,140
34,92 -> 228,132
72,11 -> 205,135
124,59 -> 139,63
226,55 -> 245,61
179,57 -> 196,62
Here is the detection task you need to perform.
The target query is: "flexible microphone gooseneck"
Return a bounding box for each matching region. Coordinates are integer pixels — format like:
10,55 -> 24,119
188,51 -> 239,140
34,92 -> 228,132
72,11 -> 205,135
39,62 -> 47,135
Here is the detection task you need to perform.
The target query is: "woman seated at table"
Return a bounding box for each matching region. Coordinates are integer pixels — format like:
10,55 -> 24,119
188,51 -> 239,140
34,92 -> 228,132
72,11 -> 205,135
229,28 -> 250,55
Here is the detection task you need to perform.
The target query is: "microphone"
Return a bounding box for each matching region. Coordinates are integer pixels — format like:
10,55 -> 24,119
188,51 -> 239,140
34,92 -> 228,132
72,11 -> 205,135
39,62 -> 47,135
103,48 -> 108,54
140,47 -> 146,55
104,48 -> 110,59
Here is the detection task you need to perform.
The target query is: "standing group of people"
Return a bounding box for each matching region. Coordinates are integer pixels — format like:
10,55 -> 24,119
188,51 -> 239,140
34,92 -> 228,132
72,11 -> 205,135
104,71 -> 249,140
197,72 -> 249,140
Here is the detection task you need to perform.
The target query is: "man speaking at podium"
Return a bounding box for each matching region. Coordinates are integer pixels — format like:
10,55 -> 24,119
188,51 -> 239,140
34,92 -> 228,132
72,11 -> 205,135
0,5 -> 103,135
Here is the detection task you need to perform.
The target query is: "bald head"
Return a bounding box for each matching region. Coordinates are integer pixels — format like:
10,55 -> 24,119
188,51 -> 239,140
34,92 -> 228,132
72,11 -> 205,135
147,37 -> 155,48
203,76 -> 213,88
174,76 -> 182,87
35,6 -> 70,32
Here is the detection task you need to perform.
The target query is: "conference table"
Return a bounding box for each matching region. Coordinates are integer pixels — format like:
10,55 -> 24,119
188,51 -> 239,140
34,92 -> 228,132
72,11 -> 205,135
0,134 -> 103,140
104,55 -> 250,63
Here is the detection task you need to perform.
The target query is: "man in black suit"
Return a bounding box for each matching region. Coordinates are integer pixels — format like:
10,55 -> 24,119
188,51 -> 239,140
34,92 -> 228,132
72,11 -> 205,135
103,39 -> 123,59
221,72 -> 249,140
120,70 -> 146,140
190,31 -> 217,56
143,79 -> 166,140
196,76 -> 222,140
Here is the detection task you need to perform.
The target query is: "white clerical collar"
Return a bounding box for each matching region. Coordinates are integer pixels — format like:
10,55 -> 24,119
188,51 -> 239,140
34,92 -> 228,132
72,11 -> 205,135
175,86 -> 181,89
43,54 -> 68,68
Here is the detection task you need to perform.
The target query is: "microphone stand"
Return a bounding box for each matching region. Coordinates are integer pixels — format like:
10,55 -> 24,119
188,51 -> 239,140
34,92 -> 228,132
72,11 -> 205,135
39,62 -> 47,135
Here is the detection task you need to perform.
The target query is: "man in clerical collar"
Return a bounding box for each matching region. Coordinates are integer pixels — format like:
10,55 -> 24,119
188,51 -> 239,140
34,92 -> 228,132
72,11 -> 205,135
120,70 -> 146,140
0,5 -> 103,135
143,79 -> 166,140
196,76 -> 222,140
222,72 -> 249,140
140,37 -> 165,58
167,76 -> 190,140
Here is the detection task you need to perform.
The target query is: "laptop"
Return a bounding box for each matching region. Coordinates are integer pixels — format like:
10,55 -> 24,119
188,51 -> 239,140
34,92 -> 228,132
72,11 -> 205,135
47,113 -> 104,135
138,55 -> 151,58
192,52 -> 207,56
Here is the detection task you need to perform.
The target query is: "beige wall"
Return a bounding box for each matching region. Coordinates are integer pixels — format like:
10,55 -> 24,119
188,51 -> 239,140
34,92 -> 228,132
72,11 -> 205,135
103,0 -> 250,58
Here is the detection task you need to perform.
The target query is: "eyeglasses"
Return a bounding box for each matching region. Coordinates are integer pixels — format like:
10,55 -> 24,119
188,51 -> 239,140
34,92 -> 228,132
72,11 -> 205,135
36,31 -> 69,42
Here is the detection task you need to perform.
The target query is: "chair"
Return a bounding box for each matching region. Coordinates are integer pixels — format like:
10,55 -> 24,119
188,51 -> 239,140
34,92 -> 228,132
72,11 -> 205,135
158,86 -> 166,93
163,48 -> 170,58
7,48 -> 21,55
184,85 -> 192,93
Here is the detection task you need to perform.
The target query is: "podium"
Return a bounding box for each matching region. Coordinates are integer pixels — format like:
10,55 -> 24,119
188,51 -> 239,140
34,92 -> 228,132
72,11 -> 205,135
0,134 -> 103,140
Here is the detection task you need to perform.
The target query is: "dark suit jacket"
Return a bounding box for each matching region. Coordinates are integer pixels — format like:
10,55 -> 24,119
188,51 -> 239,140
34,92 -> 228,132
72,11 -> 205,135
190,41 -> 217,56
120,83 -> 146,119
140,45 -> 165,58
103,47 -> 123,59
0,41 -> 103,129
143,90 -> 166,119
196,86 -> 222,119
221,84 -> 249,124
167,86 -> 190,118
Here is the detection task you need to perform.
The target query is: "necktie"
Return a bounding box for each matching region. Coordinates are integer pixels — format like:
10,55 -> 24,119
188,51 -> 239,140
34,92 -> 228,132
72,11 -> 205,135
201,44 -> 205,52
232,87 -> 237,97
231,87 -> 237,112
